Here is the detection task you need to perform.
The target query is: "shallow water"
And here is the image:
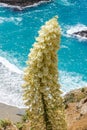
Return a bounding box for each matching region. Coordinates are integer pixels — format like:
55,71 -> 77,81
0,0 -> 87,107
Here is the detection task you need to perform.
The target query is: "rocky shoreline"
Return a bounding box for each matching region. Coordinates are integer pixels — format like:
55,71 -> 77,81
0,0 -> 50,8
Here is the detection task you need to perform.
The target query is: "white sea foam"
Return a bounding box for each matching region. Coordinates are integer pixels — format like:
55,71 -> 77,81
0,16 -> 22,24
57,0 -> 74,6
0,56 -> 22,74
67,24 -> 87,35
0,57 -> 87,108
61,45 -> 69,49
66,24 -> 87,40
59,70 -> 87,94
0,56 -> 25,108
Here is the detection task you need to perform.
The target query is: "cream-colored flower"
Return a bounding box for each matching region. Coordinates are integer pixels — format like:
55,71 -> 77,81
23,16 -> 67,130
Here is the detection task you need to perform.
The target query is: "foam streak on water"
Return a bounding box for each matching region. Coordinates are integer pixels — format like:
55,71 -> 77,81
57,0 -> 74,6
0,16 -> 22,24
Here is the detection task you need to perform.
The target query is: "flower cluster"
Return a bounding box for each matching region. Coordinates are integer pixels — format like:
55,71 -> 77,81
23,17 -> 67,130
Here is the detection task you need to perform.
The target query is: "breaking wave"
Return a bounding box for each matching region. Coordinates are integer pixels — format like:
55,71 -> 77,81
0,56 -> 87,108
59,70 -> 87,94
0,56 -> 25,108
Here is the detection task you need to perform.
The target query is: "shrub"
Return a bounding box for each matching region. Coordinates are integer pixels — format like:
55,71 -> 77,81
16,122 -> 24,130
81,88 -> 85,93
0,119 -> 12,129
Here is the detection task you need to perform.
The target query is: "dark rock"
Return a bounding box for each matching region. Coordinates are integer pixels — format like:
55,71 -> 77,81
73,30 -> 87,38
16,109 -> 25,116
0,0 -> 50,8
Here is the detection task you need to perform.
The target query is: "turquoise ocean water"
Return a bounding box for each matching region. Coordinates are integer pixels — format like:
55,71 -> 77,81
0,0 -> 87,107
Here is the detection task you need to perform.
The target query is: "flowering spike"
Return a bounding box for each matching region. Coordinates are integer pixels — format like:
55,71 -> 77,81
23,16 -> 67,130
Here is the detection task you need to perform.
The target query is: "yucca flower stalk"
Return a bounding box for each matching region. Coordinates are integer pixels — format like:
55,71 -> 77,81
23,16 -> 67,130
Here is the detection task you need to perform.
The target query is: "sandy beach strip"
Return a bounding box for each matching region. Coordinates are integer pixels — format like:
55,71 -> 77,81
0,103 -> 25,123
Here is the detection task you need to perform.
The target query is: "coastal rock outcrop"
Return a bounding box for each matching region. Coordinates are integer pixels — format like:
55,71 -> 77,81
73,30 -> 87,39
67,24 -> 87,40
0,0 -> 50,8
